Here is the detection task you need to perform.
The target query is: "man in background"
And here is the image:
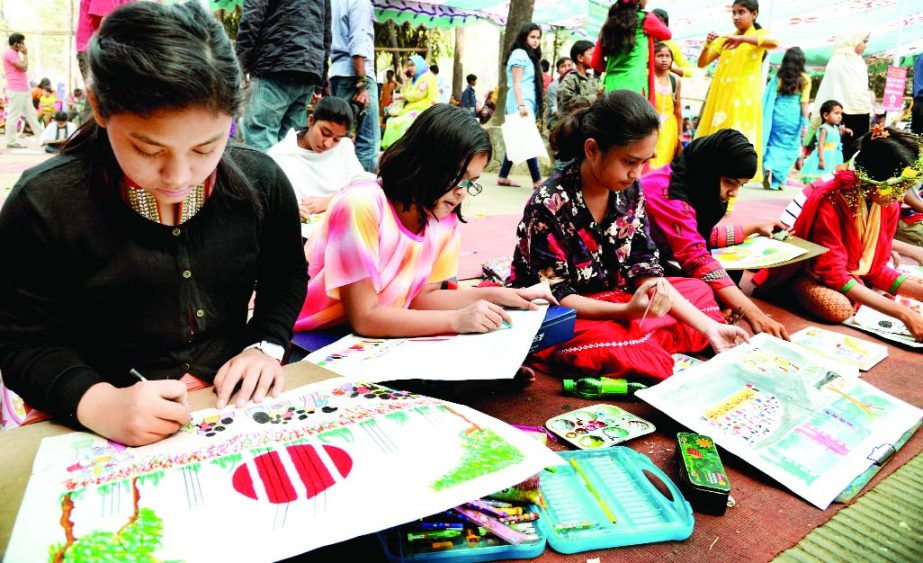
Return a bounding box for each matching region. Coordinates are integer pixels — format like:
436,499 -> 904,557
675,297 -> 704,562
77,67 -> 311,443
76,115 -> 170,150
238,0 -> 331,151
3,33 -> 43,149
329,0 -> 379,172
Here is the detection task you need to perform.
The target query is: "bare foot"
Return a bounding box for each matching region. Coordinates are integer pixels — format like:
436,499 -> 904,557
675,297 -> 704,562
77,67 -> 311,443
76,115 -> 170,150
532,179 -> 544,189
497,178 -> 521,187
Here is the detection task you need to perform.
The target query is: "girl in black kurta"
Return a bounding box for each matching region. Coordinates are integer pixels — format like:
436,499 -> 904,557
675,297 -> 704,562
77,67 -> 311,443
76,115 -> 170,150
0,2 -> 307,446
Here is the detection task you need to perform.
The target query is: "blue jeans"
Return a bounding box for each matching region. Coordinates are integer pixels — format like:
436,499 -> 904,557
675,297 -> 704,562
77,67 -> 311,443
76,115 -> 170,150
330,76 -> 380,172
499,155 -> 541,183
242,76 -> 319,151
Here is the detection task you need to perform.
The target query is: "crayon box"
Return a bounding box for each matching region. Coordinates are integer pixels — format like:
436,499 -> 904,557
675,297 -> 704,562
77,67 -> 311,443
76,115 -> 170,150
675,432 -> 731,515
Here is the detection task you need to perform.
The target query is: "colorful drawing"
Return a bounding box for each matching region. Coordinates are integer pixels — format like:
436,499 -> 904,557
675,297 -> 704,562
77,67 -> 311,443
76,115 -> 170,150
637,334 -> 923,509
790,326 -> 888,371
845,305 -> 923,349
6,380 -> 563,562
305,307 -> 549,382
710,236 -> 807,270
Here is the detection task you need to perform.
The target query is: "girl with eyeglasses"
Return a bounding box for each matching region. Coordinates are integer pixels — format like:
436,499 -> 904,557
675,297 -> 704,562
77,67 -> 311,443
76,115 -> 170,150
295,104 -> 555,336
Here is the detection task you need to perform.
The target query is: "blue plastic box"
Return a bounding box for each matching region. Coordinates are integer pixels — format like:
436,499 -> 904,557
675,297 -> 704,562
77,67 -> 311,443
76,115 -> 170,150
530,306 -> 576,353
538,448 -> 694,554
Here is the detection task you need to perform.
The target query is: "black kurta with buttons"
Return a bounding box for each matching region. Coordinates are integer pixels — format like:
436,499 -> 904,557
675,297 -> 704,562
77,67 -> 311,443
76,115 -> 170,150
0,143 -> 308,427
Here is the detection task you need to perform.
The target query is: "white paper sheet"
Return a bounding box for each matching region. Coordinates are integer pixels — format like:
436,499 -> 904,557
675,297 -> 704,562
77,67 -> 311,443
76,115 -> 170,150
304,307 -> 548,382
845,300 -> 923,349
790,326 -> 888,371
637,334 -> 922,509
5,379 -> 563,563
710,236 -> 807,270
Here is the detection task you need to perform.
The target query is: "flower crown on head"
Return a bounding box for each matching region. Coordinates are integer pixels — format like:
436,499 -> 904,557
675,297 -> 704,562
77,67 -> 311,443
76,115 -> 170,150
853,131 -> 923,198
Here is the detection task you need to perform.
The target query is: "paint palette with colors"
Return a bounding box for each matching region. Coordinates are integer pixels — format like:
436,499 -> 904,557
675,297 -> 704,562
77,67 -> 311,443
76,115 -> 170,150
545,404 -> 655,450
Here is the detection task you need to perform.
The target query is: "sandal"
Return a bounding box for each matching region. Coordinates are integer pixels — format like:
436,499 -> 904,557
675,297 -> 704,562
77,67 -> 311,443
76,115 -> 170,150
497,178 -> 521,187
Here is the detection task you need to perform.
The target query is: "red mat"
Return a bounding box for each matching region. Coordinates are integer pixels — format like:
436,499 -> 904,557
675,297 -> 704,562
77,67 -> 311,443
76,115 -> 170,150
456,199 -> 791,281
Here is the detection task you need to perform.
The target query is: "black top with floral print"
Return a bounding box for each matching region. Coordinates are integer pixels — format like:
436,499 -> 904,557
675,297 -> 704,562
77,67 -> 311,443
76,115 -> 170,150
510,163 -> 664,302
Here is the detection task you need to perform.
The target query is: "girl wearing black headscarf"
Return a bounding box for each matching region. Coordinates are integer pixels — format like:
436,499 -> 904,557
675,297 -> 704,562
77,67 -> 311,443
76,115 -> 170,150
640,129 -> 790,339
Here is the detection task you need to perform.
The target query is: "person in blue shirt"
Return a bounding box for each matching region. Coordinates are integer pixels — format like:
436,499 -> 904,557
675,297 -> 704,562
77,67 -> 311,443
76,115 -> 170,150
329,0 -> 379,172
461,73 -> 478,117
912,52 -> 923,135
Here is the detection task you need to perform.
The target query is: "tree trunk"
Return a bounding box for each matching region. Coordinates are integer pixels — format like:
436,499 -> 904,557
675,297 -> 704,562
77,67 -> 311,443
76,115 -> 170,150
489,0 -> 535,126
452,26 -> 465,101
385,21 -> 401,74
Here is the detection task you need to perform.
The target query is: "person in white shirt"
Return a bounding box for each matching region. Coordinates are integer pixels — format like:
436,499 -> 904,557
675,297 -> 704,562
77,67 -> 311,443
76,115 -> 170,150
39,111 -> 77,153
267,96 -> 369,221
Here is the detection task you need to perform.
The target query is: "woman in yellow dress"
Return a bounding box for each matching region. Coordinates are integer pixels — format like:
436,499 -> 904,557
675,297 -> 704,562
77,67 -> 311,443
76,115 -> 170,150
650,42 -> 683,170
695,0 -> 777,179
381,55 -> 439,149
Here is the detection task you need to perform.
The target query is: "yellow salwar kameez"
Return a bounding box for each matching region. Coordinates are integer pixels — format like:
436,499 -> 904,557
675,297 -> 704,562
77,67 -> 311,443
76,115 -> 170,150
695,26 -> 778,179
650,75 -> 679,170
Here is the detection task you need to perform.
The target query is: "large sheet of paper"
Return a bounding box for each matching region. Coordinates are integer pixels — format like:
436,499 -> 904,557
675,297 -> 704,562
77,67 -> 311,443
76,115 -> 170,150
636,334 -> 922,509
844,299 -> 923,349
305,307 -> 548,381
790,326 -> 888,371
5,379 -> 563,563
710,236 -> 807,270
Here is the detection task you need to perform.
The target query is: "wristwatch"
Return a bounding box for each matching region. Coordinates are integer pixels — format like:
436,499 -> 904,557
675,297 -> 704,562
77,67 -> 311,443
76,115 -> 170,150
244,341 -> 285,362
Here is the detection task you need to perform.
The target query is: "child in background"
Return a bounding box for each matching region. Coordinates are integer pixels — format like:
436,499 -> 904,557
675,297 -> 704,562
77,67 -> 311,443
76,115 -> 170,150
696,0 -> 778,180
558,40 -> 598,115
756,127 -> 923,341
460,73 -> 478,117
762,47 -> 811,190
267,96 -> 367,220
801,100 -> 846,183
0,1 -> 307,446
38,111 -> 76,153
510,91 -> 747,382
649,42 -> 682,170
592,0 -> 670,102
38,84 -> 57,125
67,87 -> 87,122
296,104 -> 555,336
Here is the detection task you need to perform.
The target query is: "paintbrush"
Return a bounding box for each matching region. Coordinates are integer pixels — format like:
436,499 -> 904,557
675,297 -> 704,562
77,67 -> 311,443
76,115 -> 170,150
639,279 -> 662,329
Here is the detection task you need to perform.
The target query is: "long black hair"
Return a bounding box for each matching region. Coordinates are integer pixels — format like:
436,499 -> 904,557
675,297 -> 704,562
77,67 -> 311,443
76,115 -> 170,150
733,0 -> 762,30
507,23 -> 544,120
379,104 -> 492,225
551,90 -> 659,163
855,128 -> 921,181
599,0 -> 642,57
297,96 -> 354,139
777,47 -> 806,95
62,0 -> 259,213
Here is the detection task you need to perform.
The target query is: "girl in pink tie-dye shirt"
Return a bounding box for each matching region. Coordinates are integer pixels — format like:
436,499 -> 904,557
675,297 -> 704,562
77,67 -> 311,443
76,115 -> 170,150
296,105 -> 555,336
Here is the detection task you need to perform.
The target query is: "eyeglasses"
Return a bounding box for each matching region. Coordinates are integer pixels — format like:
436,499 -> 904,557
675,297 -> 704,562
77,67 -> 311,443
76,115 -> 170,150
457,179 -> 483,196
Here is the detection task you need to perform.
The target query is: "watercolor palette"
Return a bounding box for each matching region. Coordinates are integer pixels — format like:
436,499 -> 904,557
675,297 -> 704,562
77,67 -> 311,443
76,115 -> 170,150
545,404 -> 655,450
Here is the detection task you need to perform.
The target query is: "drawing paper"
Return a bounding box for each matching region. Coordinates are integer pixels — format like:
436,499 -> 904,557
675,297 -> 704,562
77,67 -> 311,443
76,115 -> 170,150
637,334 -> 922,509
305,307 -> 548,382
710,236 -> 807,270
5,379 -> 563,562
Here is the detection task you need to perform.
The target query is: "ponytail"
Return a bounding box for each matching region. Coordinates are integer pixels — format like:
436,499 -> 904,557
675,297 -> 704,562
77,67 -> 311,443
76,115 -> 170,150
551,90 -> 659,163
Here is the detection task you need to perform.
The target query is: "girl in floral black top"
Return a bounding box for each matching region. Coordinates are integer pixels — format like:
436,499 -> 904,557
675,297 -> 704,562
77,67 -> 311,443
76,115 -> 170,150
511,90 -> 747,381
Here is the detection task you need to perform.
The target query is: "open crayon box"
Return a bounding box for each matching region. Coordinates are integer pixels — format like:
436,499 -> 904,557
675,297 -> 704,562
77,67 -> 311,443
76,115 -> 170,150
377,501 -> 546,562
537,448 -> 694,554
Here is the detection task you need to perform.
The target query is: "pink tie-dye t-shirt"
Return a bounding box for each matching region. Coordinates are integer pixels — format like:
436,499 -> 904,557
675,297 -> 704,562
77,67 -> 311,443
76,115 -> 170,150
295,180 -> 459,331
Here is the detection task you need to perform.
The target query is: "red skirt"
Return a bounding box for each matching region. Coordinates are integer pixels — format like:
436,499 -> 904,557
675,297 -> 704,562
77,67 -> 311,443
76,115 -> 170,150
534,277 -> 723,381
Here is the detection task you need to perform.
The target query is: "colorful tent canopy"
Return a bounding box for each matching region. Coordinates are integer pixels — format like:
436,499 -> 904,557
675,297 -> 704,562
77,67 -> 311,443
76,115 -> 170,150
371,0 -> 923,65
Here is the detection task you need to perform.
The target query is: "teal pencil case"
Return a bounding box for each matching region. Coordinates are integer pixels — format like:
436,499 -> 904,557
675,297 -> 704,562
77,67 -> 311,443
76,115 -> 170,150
377,504 -> 546,562
537,447 -> 694,554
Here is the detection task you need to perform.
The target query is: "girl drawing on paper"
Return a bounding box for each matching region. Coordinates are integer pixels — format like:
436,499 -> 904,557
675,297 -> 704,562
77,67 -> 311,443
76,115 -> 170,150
640,129 -> 790,340
510,91 -> 748,382
695,0 -> 778,181
0,1 -> 308,446
296,104 -> 556,337
755,127 -> 923,341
